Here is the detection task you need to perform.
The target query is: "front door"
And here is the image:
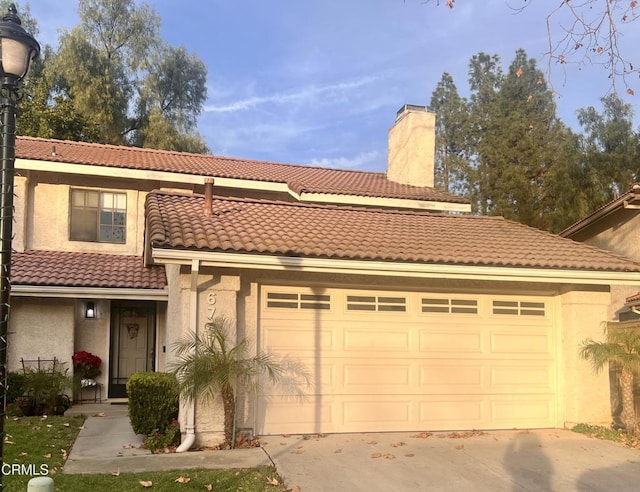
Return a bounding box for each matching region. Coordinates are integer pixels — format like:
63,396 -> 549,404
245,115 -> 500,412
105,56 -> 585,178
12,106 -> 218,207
109,302 -> 156,398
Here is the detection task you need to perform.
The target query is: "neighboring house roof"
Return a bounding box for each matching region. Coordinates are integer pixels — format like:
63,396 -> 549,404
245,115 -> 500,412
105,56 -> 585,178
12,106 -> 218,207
560,184 -> 640,238
16,136 -> 469,206
11,250 -> 166,289
626,292 -> 640,305
145,191 -> 640,273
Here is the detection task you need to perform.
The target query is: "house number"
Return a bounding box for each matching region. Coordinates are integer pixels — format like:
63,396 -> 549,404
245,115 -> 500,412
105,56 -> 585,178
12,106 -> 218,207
206,292 -> 217,320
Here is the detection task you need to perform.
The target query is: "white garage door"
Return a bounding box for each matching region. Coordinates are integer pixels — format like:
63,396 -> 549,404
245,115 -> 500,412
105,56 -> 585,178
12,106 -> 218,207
256,286 -> 557,435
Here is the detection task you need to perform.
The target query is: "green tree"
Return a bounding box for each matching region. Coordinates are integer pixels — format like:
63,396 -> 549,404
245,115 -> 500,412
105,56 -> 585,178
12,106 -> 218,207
476,49 -> 569,229
466,52 -> 503,214
577,93 -> 640,204
18,0 -> 209,152
170,317 -> 311,447
580,328 -> 640,435
428,72 -> 470,196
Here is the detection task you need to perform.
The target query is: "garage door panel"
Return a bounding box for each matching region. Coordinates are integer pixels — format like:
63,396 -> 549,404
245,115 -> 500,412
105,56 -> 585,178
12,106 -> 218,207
259,395 -> 336,435
342,398 -> 412,432
343,363 -> 412,390
344,327 -> 411,351
490,396 -> 555,426
490,365 -> 553,391
420,330 -> 482,353
419,397 -> 484,427
419,364 -> 483,389
490,331 -> 551,354
261,325 -> 336,353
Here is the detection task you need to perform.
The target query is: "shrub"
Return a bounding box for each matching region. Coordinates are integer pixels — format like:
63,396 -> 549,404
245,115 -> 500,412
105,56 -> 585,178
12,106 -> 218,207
127,372 -> 179,435
20,362 -> 72,416
144,420 -> 181,453
6,371 -> 26,404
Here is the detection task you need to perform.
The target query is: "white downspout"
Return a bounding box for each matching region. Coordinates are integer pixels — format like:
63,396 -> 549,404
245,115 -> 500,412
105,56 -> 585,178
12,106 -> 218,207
176,258 -> 200,452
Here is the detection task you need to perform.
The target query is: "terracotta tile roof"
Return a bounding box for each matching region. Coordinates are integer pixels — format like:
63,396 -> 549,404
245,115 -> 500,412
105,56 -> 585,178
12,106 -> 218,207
145,191 -> 640,272
11,250 -> 167,289
16,136 -> 468,205
626,292 -> 640,304
560,184 -> 640,237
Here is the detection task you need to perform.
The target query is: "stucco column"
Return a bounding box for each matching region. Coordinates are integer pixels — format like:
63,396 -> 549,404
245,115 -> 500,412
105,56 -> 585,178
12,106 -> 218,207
559,289 -> 611,427
194,273 -> 241,447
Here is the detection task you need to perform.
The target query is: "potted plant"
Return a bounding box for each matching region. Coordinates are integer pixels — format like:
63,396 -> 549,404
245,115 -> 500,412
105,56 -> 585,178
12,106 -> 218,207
72,351 -> 102,388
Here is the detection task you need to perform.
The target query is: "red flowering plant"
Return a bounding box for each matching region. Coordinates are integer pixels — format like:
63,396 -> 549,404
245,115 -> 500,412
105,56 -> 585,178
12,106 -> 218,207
72,351 -> 102,379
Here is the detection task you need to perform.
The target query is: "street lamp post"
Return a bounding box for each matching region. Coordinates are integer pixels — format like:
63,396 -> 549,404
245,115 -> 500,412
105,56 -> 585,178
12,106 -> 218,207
0,3 -> 39,485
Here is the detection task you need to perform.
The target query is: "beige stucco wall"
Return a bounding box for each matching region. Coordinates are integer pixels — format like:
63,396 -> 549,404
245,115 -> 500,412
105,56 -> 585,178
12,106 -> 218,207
571,211 -> 640,320
558,289 -> 611,427
73,299 -> 110,389
28,181 -> 145,255
8,298 -> 75,374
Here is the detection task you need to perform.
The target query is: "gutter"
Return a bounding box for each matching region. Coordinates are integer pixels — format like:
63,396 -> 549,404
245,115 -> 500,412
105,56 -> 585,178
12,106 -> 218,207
151,249 -> 640,287
176,258 -> 199,453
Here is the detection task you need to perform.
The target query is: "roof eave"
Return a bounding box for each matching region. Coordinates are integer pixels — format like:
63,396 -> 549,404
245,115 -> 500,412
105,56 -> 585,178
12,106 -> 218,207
150,248 -> 640,286
560,190 -> 640,238
11,285 -> 168,300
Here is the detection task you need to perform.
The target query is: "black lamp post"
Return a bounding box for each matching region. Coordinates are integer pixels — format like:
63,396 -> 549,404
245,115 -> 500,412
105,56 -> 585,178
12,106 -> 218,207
0,3 -> 39,484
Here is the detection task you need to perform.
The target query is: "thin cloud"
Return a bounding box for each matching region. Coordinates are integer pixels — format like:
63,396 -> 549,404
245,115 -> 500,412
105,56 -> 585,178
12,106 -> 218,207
204,76 -> 381,113
308,150 -> 383,170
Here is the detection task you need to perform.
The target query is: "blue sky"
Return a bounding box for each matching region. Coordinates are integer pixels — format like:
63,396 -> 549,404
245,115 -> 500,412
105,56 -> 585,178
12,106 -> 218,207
22,1 -> 640,172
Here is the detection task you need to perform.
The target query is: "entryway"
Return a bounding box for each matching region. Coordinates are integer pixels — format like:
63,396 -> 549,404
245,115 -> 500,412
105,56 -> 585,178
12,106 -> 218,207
108,301 -> 156,398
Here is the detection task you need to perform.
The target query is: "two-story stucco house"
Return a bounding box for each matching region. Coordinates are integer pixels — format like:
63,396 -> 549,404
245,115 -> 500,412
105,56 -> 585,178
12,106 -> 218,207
9,105 -> 640,446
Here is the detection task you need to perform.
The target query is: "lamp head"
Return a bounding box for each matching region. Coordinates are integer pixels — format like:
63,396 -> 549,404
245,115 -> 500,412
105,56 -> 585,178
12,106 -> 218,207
0,4 -> 40,84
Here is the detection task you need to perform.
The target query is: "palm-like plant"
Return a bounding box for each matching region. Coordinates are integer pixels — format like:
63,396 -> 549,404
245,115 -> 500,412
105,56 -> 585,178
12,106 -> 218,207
579,327 -> 640,435
170,316 -> 311,447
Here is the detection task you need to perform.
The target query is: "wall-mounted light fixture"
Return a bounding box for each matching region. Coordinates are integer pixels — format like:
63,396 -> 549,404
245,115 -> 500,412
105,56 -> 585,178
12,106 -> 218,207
85,302 -> 96,319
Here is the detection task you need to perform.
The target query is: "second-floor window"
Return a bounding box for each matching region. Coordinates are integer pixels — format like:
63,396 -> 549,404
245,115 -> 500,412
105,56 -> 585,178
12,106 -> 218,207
70,189 -> 126,244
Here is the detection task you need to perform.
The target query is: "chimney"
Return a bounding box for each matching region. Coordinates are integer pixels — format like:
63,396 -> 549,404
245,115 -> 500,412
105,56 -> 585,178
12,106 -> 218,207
204,178 -> 214,216
387,104 -> 435,188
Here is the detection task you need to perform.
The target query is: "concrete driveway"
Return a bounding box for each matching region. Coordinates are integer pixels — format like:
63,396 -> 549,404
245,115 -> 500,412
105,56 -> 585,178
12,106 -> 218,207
261,429 -> 640,491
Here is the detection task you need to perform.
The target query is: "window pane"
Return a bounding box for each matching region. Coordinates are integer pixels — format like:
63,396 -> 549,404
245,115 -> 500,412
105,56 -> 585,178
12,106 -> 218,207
113,227 -> 126,243
100,210 -> 113,226
70,209 -> 98,241
86,191 -> 99,208
71,190 -> 86,207
101,192 -> 113,209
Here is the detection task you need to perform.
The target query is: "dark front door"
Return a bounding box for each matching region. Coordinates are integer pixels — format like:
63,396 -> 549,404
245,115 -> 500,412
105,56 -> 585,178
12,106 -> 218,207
109,302 -> 156,398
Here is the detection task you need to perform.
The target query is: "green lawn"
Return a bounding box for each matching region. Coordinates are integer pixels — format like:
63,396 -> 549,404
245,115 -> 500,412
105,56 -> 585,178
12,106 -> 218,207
2,415 -> 287,492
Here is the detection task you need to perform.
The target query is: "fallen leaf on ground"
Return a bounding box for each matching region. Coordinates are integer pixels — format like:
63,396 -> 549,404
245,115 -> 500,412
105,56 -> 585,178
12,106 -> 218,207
367,440 -> 378,445
93,412 -> 106,417
371,452 -> 382,458
43,453 -> 51,458
175,476 -> 190,483
411,432 -> 432,439
111,469 -> 120,477
455,445 -> 464,450
383,453 -> 395,459
291,449 -> 304,454
266,477 -> 280,485
123,444 -> 134,449
139,480 -> 153,487
63,423 -> 70,427
205,485 -> 213,491
334,448 -> 342,453
390,442 -> 406,448
4,440 -> 14,445
61,449 -> 67,459
405,453 -> 415,457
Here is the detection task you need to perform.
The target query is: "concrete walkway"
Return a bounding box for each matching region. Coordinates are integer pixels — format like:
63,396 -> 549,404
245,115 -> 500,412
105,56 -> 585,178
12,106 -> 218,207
63,403 -> 271,475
